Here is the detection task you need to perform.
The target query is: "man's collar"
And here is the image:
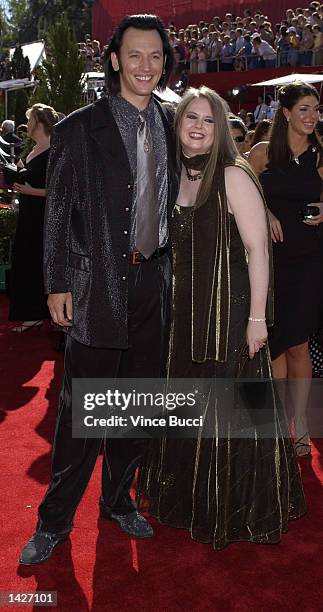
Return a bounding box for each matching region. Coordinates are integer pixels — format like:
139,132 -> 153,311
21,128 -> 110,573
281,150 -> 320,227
109,93 -> 154,116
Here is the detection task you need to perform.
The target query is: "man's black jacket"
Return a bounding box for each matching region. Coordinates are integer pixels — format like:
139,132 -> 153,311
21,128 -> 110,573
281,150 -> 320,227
44,95 -> 179,348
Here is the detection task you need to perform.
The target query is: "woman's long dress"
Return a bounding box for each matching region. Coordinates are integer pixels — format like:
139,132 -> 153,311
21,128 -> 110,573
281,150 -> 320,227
9,150 -> 50,321
260,146 -> 323,360
138,205 -> 306,550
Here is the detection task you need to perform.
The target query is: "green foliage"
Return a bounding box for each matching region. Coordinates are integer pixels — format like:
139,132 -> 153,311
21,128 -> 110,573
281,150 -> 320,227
10,44 -> 31,79
6,0 -> 27,44
15,88 -> 30,126
2,46 -> 31,124
30,15 -> 85,115
0,208 -> 17,264
63,0 -> 92,41
6,1 -> 92,45
0,190 -> 13,206
0,6 -> 11,49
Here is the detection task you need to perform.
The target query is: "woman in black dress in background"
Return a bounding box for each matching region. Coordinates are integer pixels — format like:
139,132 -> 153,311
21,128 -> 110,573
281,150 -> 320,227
249,83 -> 323,456
139,87 -> 306,550
9,103 -> 59,331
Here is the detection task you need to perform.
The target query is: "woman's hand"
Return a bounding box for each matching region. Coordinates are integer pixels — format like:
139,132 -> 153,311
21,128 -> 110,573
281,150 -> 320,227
246,320 -> 268,359
268,209 -> 283,242
302,203 -> 323,226
13,182 -> 35,196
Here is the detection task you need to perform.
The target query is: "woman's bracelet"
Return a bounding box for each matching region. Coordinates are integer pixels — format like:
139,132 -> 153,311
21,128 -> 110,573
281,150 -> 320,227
248,316 -> 266,322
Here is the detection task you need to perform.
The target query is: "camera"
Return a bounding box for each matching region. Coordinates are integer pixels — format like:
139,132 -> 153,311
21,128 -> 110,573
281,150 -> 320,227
300,205 -> 320,221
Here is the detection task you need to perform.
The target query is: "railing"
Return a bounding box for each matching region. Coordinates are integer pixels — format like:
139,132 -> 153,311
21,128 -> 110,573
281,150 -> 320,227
173,47 -> 323,74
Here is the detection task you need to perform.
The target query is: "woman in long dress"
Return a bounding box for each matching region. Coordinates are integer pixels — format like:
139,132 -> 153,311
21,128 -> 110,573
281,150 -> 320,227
138,86 -> 306,550
248,82 -> 323,456
9,103 -> 59,331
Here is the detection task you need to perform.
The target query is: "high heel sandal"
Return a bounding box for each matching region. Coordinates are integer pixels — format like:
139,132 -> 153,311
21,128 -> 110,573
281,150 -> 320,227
294,433 -> 311,458
11,320 -> 43,333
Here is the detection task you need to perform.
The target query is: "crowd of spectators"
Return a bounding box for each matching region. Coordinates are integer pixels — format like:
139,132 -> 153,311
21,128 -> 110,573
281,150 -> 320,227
76,3 -> 323,79
64,4 -> 323,103
77,34 -> 103,71
1,2 -> 322,84
166,2 -> 323,74
229,114 -> 273,157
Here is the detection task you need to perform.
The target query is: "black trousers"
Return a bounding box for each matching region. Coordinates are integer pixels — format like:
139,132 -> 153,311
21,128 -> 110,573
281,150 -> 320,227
38,254 -> 171,533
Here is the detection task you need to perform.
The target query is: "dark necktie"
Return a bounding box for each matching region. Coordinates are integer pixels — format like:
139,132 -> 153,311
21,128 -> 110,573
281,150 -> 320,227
135,114 -> 159,259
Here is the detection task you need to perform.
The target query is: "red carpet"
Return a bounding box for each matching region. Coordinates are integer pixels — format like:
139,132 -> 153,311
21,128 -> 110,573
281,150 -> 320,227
1,293 -> 323,612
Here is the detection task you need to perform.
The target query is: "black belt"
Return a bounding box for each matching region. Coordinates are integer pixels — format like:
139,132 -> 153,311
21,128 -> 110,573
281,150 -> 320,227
129,245 -> 169,264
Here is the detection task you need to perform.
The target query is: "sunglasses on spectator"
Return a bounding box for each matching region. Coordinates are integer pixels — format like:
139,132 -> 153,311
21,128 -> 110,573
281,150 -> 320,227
234,135 -> 245,142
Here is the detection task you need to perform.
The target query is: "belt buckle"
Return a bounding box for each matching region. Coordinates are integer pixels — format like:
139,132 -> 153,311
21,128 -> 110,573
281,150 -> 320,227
131,251 -> 141,264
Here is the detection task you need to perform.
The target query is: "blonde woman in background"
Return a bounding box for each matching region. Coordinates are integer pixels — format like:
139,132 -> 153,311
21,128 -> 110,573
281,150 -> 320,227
9,104 -> 59,331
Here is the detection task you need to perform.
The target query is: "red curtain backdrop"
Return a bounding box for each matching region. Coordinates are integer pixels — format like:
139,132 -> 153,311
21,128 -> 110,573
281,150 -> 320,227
92,0 -> 304,44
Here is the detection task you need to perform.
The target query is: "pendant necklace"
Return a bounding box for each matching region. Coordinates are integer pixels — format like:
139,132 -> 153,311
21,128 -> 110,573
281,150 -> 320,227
185,167 -> 202,181
293,145 -> 317,165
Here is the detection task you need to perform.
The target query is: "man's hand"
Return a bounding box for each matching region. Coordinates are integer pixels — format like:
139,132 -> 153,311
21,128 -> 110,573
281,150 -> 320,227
48,292 -> 73,326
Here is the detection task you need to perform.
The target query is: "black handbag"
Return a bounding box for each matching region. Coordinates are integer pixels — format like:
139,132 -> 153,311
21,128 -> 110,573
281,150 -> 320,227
1,163 -> 27,186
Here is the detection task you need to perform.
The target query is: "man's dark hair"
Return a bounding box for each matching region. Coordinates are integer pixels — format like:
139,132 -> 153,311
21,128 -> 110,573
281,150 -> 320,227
104,14 -> 174,94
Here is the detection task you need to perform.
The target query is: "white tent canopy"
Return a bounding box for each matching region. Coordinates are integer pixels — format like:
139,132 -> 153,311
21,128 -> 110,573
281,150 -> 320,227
9,41 -> 46,73
0,79 -> 35,118
0,78 -> 34,91
251,73 -> 323,87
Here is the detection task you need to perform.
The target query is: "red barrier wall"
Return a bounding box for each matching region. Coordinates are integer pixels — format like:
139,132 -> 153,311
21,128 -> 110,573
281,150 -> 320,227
188,65 -> 322,113
189,65 -> 321,92
93,0 -> 305,44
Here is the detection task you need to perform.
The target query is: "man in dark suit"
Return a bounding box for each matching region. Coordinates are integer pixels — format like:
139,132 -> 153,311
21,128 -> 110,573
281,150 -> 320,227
1,119 -> 22,160
20,14 -> 178,565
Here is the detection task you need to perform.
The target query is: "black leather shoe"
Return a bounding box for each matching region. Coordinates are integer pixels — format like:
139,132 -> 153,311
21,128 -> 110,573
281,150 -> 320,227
100,502 -> 153,539
19,531 -> 69,565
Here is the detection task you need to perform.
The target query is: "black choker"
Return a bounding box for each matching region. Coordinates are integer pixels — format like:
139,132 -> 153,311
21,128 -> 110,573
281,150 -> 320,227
181,151 -> 209,182
181,151 -> 210,171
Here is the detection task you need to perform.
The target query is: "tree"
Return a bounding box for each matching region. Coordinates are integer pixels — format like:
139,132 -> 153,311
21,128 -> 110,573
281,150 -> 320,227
0,5 -> 11,48
10,44 -> 31,79
14,87 -> 30,125
31,15 -> 85,115
5,45 -> 31,124
6,0 -> 27,44
6,0 -> 92,44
